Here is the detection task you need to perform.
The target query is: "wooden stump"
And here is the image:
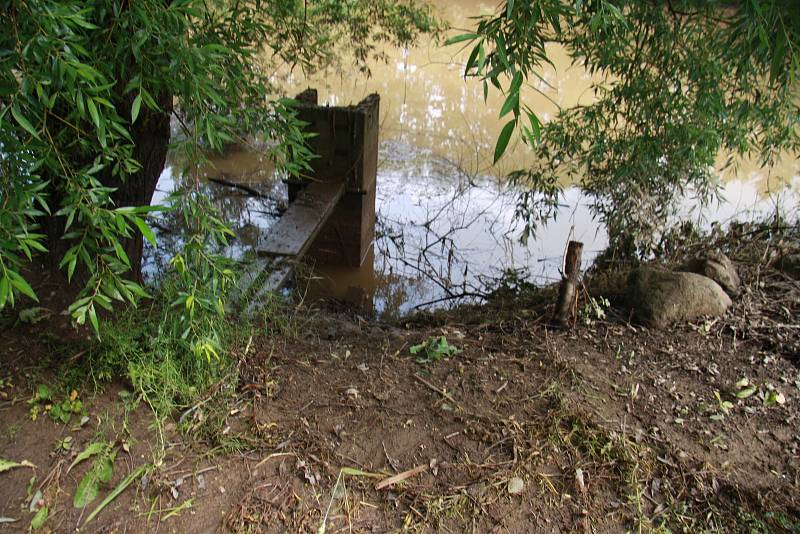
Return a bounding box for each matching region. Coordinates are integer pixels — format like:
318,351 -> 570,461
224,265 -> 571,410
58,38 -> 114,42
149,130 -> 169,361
553,241 -> 584,327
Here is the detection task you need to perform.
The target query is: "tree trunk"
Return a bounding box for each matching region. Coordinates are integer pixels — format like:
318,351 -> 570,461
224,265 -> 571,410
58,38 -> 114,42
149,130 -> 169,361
38,92 -> 172,292
106,91 -> 173,282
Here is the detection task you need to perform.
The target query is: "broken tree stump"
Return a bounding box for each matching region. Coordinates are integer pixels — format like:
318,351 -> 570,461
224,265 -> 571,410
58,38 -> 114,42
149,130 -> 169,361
553,241 -> 584,327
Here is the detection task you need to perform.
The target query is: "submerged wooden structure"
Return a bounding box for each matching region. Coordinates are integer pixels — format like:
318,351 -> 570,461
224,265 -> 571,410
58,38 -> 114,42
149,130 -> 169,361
237,89 -> 379,310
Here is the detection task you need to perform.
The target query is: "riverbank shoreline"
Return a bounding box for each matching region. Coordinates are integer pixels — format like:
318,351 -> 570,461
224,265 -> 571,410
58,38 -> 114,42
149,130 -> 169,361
1,221 -> 798,532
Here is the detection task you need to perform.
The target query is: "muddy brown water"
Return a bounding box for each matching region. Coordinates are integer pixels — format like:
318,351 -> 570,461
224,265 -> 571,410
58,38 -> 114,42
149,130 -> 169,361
151,0 -> 800,317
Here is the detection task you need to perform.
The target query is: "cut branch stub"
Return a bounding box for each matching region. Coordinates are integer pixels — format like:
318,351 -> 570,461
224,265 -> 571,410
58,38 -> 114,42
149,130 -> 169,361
553,241 -> 584,327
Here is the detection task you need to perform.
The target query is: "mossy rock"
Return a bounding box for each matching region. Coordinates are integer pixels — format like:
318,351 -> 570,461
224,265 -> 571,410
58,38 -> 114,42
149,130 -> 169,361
683,251 -> 741,297
627,267 -> 732,328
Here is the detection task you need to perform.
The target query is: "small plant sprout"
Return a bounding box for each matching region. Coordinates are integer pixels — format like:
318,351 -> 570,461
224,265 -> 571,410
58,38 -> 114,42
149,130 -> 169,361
29,386 -> 84,424
735,377 -> 749,389
55,436 -> 74,452
764,385 -> 787,406
0,376 -> 14,400
580,296 -> 610,325
731,378 -> 788,407
735,377 -> 757,399
711,390 -> 734,421
410,336 -> 461,364
697,318 -> 719,335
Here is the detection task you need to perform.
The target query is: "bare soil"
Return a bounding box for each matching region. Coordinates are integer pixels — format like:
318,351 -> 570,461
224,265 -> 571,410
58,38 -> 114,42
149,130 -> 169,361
1,230 -> 799,533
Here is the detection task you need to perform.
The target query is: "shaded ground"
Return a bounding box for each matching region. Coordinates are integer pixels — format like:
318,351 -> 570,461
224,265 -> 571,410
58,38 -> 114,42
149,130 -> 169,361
1,226 -> 799,532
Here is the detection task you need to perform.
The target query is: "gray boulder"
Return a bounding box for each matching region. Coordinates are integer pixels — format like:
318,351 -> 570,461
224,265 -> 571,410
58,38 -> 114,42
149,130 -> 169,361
684,251 -> 741,297
627,267 -> 733,328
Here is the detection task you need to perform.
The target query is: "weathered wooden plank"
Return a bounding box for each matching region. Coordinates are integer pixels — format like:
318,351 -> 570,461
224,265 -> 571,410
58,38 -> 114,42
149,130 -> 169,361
295,93 -> 380,194
229,257 -> 270,310
244,261 -> 294,315
233,90 -> 378,313
258,180 -> 346,258
231,256 -> 294,313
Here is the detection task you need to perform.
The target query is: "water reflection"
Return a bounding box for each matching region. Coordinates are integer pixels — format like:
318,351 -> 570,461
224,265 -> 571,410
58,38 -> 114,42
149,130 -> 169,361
144,152 -> 287,280
150,140 -> 795,318
149,0 -> 800,316
282,0 -> 800,191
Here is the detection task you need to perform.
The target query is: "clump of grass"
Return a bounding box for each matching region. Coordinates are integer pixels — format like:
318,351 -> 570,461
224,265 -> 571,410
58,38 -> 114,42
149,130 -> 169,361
254,291 -> 306,338
76,276 -> 253,425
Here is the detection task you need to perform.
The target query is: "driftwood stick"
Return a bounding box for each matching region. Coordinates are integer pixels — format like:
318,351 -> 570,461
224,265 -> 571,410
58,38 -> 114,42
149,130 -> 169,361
553,241 -> 584,327
375,465 -> 428,490
208,175 -> 269,199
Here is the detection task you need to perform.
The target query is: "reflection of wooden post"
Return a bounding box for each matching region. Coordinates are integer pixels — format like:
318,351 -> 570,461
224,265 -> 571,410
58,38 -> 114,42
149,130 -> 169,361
290,90 -> 378,267
553,241 -> 584,327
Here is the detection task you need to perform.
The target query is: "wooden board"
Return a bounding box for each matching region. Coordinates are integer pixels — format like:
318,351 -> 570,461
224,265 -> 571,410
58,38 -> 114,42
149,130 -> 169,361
231,256 -> 294,313
233,180 -> 346,313
258,180 -> 346,258
244,261 -> 294,315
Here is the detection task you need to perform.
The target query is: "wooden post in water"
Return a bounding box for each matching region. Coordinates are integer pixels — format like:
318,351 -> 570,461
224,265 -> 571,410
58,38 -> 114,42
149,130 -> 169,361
237,90 -> 378,309
553,241 -> 584,327
290,89 -> 378,267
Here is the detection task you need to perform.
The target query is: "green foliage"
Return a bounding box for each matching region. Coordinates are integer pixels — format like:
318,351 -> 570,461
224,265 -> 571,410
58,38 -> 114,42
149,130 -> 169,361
89,286 -> 237,420
48,395 -> 84,424
0,0 -> 435,323
165,190 -> 238,363
448,1 -> 568,160
736,509 -> 800,533
30,505 -> 48,530
0,0 -> 437,390
453,1 -> 800,254
484,267 -> 539,297
62,433 -> 150,525
410,336 -> 461,364
65,439 -> 148,525
68,442 -> 107,473
0,458 -> 35,473
82,464 -> 149,526
580,296 -> 610,325
256,0 -> 440,75
17,307 -> 51,324
72,442 -> 116,508
27,384 -> 85,423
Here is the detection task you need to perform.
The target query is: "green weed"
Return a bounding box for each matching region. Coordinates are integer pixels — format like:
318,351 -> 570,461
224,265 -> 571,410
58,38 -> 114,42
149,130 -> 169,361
736,510 -> 800,533
411,336 -> 461,364
580,296 -> 610,325
81,274 -> 252,425
254,291 -> 305,338
27,385 -> 85,424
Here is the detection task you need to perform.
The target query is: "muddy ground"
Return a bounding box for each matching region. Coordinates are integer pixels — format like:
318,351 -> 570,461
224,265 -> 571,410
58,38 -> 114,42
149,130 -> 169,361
1,231 -> 799,533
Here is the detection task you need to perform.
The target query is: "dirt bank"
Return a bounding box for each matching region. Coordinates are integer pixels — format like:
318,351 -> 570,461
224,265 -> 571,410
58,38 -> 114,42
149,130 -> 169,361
1,224 -> 799,533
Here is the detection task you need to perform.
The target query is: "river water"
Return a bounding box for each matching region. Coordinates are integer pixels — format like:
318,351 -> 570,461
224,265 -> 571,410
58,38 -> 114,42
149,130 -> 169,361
151,0 -> 800,317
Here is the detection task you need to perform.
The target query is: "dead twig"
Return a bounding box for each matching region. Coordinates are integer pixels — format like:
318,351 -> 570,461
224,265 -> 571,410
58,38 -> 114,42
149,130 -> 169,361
413,374 -> 459,406
208,176 -> 271,199
375,465 -> 428,490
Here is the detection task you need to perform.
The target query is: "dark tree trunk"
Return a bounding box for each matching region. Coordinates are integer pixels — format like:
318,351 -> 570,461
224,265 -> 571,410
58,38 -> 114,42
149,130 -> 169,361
105,91 -> 173,282
39,91 -> 172,291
